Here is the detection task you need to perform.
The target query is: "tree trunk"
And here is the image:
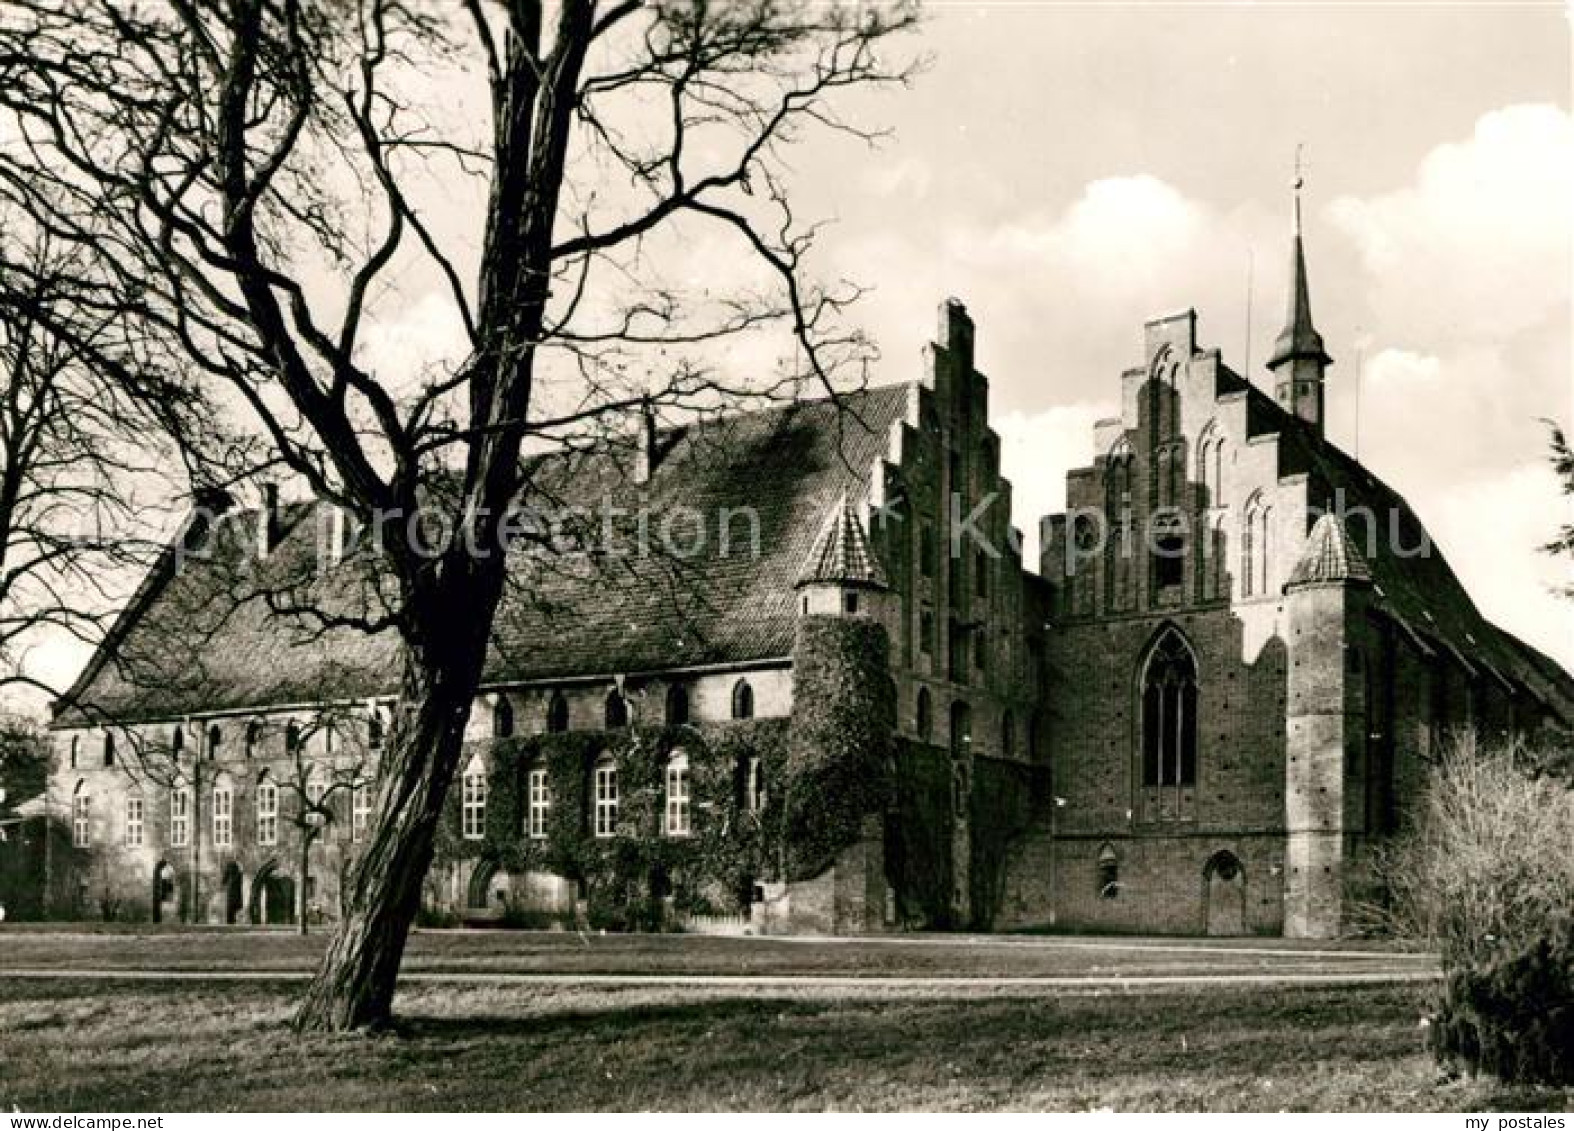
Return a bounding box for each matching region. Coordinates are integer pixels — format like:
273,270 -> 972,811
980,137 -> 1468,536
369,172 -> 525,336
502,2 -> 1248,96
292,582 -> 496,1031
297,830 -> 312,937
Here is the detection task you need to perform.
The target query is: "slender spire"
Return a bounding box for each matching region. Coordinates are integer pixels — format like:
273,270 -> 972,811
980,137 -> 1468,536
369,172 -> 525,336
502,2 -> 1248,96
1267,148 -> 1332,437
1268,148 -> 1332,372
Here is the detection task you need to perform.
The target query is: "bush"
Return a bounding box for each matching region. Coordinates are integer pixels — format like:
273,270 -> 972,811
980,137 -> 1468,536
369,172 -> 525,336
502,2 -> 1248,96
1429,923 -> 1574,1086
1368,737 -> 1574,969
1369,736 -> 1574,1084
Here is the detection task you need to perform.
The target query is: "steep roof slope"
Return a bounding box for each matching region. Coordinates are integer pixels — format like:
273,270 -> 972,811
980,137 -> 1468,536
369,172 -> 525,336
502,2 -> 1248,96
56,384 -> 912,723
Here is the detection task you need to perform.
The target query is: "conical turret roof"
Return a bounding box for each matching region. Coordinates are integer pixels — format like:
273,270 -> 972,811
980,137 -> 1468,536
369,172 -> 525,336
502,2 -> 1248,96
1286,513 -> 1373,588
795,492 -> 888,590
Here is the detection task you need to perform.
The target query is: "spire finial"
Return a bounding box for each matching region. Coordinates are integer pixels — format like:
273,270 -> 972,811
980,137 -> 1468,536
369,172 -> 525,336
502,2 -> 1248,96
1292,143 -> 1305,236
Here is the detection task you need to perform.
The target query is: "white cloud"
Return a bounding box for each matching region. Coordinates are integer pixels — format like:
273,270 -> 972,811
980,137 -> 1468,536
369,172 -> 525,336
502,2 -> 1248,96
1328,103 -> 1572,343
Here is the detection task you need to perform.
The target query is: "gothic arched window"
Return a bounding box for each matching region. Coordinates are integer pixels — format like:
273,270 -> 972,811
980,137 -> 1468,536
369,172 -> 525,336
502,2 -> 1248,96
1141,629 -> 1198,788
546,691 -> 569,734
916,687 -> 933,743
731,679 -> 754,721
493,696 -> 515,739
604,689 -> 629,730
665,683 -> 690,727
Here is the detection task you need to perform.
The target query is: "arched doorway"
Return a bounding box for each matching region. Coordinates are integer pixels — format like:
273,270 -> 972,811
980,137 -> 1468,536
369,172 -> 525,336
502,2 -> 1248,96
151,861 -> 179,924
221,862 -> 244,924
1203,850 -> 1246,936
467,857 -> 508,917
250,861 -> 295,926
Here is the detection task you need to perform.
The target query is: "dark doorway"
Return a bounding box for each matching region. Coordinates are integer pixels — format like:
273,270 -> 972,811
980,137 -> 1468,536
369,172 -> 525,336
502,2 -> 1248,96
221,862 -> 244,924
1203,850 -> 1246,936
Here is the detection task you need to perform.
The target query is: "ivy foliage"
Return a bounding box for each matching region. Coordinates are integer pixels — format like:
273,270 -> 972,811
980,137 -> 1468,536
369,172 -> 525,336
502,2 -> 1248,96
782,616 -> 896,880
440,720 -> 788,927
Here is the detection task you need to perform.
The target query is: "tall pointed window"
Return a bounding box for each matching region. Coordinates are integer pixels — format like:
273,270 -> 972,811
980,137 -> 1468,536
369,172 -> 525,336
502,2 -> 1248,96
604,689 -> 629,730
546,691 -> 569,734
171,727 -> 184,761
207,725 -> 222,761
665,683 -> 690,727
493,696 -> 515,739
916,687 -> 933,743
1141,629 -> 1198,788
1241,494 -> 1260,597
731,679 -> 754,720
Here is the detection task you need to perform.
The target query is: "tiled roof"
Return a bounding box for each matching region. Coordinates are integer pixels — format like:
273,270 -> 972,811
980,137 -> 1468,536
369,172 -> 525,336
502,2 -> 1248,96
1286,513 -> 1374,587
55,384 -> 914,723
795,493 -> 889,590
1262,387 -> 1574,721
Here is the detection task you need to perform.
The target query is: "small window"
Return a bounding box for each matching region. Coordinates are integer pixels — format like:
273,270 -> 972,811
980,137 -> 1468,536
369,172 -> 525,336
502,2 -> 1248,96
171,727 -> 184,761
844,591 -> 859,615
665,683 -> 690,727
212,784 -> 233,848
256,777 -> 279,846
1001,710 -> 1015,757
974,629 -> 987,671
919,522 -> 936,578
525,766 -> 550,839
546,692 -> 569,734
604,689 -> 629,730
245,719 -> 261,757
920,607 -> 935,655
594,758 -> 619,838
69,736 -> 78,770
124,794 -> 144,847
72,786 -> 91,848
664,751 -> 691,837
207,725 -> 222,761
285,721 -> 302,755
368,710 -> 384,750
461,758 -> 487,840
731,679 -> 754,720
493,696 -> 515,739
916,687 -> 933,743
103,733 -> 115,767
1098,844 -> 1120,900
351,782 -> 372,843
170,787 -> 190,848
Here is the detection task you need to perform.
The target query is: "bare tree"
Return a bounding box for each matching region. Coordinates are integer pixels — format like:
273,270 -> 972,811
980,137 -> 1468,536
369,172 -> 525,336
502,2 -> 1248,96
0,0 -> 918,1030
0,224 -> 210,706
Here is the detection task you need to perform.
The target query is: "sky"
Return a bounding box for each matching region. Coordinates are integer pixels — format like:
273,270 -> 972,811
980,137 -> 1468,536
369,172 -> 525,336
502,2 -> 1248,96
11,1 -> 1574,707
799,1 -> 1573,672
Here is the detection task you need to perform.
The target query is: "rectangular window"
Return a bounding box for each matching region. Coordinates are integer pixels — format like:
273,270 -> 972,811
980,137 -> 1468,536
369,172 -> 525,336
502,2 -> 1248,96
257,783 -> 278,846
72,794 -> 90,848
124,796 -> 143,848
352,784 -> 371,843
461,770 -> 486,840
526,768 -> 550,839
665,758 -> 690,837
212,787 -> 232,848
594,764 -> 619,838
170,789 -> 190,848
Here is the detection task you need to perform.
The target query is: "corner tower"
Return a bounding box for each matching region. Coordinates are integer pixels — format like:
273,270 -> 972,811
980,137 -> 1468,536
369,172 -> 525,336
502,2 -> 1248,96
1267,165 -> 1333,437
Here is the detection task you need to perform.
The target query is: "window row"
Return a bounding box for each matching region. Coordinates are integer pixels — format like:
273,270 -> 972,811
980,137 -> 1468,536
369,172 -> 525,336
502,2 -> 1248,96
69,780 -> 375,849
460,750 -> 765,842
69,711 -> 389,770
491,679 -> 757,738
912,688 -> 1031,758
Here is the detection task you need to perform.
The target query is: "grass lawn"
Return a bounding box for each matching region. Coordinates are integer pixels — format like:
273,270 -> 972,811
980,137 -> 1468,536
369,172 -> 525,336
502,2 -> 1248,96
0,924 -> 1435,980
1,977 -> 1567,1112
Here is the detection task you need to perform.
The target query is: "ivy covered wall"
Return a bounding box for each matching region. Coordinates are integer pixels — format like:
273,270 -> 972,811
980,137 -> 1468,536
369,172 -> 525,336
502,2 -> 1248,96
437,719 -> 788,929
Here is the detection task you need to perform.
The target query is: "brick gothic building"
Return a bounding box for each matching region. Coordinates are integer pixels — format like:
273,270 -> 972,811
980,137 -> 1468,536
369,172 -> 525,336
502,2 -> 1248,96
40,217 -> 1574,936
